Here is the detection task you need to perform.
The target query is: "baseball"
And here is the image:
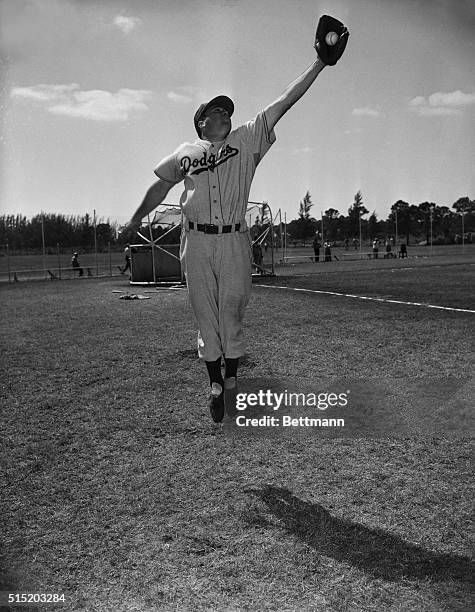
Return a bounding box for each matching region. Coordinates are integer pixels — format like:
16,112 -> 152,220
325,31 -> 339,45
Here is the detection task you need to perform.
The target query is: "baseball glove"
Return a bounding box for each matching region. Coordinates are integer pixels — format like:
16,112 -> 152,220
314,15 -> 349,66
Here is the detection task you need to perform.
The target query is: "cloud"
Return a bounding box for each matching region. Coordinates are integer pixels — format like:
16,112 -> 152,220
11,84 -> 152,121
167,91 -> 193,104
352,107 -> 380,117
416,107 -> 461,117
167,86 -> 208,105
408,89 -> 475,116
408,96 -> 425,107
428,90 -> 475,107
113,15 -> 142,34
11,84 -> 79,102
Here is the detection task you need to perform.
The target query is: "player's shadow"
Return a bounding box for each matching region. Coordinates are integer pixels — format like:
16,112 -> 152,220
247,485 -> 474,584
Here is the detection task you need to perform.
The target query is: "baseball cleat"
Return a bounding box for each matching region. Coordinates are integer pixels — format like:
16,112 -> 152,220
208,382 -> 224,423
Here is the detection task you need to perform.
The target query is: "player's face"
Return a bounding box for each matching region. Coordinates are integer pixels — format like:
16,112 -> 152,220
201,106 -> 232,140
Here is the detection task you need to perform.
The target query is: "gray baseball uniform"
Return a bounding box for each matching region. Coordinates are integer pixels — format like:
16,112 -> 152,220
154,111 -> 276,360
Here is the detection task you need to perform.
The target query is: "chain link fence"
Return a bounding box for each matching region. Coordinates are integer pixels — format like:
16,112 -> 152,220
0,243 -> 128,283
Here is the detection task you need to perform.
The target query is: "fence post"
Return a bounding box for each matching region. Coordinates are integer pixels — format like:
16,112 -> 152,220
93,210 -> 98,277
6,242 -> 11,283
41,213 -> 47,280
57,243 -> 61,279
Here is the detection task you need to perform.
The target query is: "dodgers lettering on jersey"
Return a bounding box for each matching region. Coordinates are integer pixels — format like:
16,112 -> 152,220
154,111 -> 276,225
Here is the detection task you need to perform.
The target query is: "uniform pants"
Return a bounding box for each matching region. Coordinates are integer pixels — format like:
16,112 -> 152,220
180,228 -> 253,361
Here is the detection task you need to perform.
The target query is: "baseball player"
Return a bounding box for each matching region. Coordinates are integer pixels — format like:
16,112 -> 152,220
124,15 -> 349,423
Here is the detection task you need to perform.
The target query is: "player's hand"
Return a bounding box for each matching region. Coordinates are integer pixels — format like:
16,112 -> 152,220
314,15 -> 349,66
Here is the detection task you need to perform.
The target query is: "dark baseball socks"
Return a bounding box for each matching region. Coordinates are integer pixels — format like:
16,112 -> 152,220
223,357 -> 238,390
205,356 -> 239,393
224,357 -> 238,378
205,358 -> 223,400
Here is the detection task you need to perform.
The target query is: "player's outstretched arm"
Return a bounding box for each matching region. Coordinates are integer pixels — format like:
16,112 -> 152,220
263,58 -> 326,132
124,178 -> 175,232
264,14 -> 349,132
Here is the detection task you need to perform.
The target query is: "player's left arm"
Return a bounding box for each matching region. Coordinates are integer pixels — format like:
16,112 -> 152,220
263,58 -> 326,133
263,15 -> 349,133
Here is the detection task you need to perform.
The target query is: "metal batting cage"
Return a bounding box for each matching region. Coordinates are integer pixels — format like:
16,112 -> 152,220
130,201 -> 278,285
130,204 -> 183,285
246,201 -> 277,277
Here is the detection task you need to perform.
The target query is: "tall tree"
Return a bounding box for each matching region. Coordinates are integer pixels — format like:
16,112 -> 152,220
323,208 -> 340,241
299,191 -> 313,220
348,190 -> 369,238
452,197 -> 475,241
452,196 -> 474,214
368,211 -> 378,238
390,200 -> 410,245
417,202 -> 437,245
294,191 -> 317,244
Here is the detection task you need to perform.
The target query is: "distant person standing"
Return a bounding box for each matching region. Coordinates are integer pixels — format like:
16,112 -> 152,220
353,237 -> 358,250
344,237 -> 349,250
252,241 -> 263,273
372,239 -> 379,259
121,244 -> 131,275
312,235 -> 321,262
324,242 -> 332,262
71,252 -> 83,277
384,237 -> 392,258
399,243 -> 407,258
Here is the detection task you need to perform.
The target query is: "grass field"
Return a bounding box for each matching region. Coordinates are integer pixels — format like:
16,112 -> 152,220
1,252 -> 474,611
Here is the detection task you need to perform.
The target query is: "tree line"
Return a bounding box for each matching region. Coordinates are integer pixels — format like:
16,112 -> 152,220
0,213 -> 120,253
1,192 -> 473,253
284,192 -> 474,246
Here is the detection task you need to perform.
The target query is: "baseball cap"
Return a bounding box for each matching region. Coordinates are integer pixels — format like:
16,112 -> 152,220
194,95 -> 234,137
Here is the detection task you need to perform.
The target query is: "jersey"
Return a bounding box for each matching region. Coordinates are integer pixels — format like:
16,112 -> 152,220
154,111 -> 276,225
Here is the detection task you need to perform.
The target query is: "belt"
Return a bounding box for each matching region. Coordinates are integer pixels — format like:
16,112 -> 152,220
188,221 -> 241,234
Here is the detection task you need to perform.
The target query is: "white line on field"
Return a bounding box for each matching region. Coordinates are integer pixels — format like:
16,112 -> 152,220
256,285 -> 475,314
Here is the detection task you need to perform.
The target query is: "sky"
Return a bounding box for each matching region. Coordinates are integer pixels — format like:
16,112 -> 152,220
1,0 -> 474,225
